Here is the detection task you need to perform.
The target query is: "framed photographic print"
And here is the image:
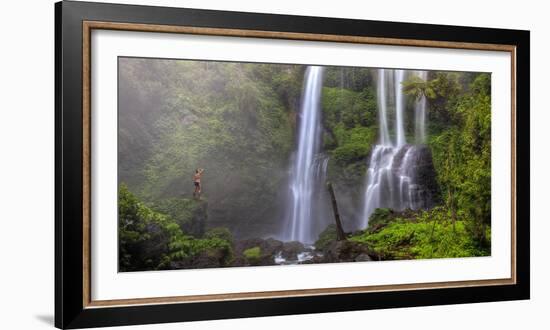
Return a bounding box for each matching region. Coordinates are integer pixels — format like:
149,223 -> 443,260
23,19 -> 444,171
55,0 -> 530,328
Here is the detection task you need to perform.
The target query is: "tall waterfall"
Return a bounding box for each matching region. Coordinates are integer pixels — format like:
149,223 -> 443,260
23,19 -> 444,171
286,66 -> 326,243
415,71 -> 428,143
395,70 -> 406,147
378,69 -> 391,146
361,69 -> 435,228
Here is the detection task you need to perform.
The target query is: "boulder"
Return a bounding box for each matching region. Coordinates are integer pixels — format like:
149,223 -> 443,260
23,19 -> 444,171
234,237 -> 283,256
281,241 -> 306,260
321,240 -> 373,263
354,253 -> 372,262
232,237 -> 285,266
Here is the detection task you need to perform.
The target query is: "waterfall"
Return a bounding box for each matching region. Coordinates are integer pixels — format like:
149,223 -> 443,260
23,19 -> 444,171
415,71 -> 428,143
360,69 -> 435,228
378,69 -> 391,146
362,145 -> 396,223
286,66 -> 325,243
395,70 -> 407,147
283,66 -> 434,239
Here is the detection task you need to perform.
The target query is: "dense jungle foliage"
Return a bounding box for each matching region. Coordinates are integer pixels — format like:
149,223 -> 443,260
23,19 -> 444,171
118,58 -> 491,271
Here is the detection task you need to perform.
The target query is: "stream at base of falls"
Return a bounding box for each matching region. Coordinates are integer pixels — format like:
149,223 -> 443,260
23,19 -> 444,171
273,245 -> 322,265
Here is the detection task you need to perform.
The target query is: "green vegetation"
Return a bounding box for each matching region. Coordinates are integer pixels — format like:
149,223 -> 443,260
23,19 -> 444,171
319,69 -> 379,219
314,224 -> 338,250
204,227 -> 234,243
365,208 -> 400,230
150,198 -> 207,237
118,185 -> 233,271
119,59 -> 492,269
242,246 -> 262,265
344,72 -> 492,260
350,207 -> 489,260
426,73 -> 492,249
119,59 -> 301,238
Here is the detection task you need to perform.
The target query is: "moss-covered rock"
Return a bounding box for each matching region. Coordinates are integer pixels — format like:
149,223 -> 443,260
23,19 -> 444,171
315,224 -> 338,251
366,208 -> 396,232
150,198 -> 207,237
280,241 -> 306,260
366,208 -> 419,233
232,237 -> 284,266
351,207 -> 490,260
204,227 -> 234,243
321,240 -> 374,263
243,247 -> 262,265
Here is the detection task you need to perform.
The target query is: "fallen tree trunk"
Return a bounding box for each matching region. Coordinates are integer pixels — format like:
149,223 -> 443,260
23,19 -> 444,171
327,182 -> 346,241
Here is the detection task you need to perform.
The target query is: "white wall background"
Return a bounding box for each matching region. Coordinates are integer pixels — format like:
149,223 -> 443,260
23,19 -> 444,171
0,0 -> 545,329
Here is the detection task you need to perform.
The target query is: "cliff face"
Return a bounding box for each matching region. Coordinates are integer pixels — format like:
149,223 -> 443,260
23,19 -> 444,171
409,145 -> 441,208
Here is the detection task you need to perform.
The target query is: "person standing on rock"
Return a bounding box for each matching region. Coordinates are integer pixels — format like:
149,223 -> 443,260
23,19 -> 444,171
193,168 -> 205,199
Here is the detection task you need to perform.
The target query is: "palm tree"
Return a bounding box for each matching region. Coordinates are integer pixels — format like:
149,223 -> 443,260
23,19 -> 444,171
402,74 -> 436,100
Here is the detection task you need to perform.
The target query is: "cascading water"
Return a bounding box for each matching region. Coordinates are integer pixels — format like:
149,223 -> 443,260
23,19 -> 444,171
415,71 -> 428,143
378,69 -> 391,146
286,66 -> 326,243
360,69 -> 435,228
395,70 -> 406,147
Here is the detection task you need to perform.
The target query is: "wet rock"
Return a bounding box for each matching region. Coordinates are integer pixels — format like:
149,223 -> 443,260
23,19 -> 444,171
393,144 -> 440,209
354,254 -> 372,262
314,224 -> 338,251
365,144 -> 440,215
264,238 -> 285,254
281,241 -> 306,260
321,240 -> 373,263
234,238 -> 283,257
232,237 -> 285,266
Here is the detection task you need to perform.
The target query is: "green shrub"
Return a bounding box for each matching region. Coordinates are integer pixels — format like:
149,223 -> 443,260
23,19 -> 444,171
243,246 -> 262,264
350,208 -> 490,260
150,198 -> 207,237
119,184 -> 233,271
367,208 -> 395,231
322,86 -> 376,129
204,227 -> 234,243
167,235 -> 233,266
330,126 -> 377,165
332,143 -> 369,164
119,184 -> 176,271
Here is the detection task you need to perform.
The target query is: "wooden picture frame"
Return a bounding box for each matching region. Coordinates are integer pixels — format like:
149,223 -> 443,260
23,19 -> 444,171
55,0 -> 530,328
